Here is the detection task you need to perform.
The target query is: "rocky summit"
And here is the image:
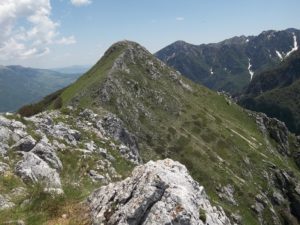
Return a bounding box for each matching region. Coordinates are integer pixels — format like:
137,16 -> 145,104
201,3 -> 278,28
1,40 -> 300,225
89,159 -> 231,225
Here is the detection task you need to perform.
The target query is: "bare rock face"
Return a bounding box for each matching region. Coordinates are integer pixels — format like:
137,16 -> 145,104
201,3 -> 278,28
97,113 -> 141,164
31,141 -> 63,171
253,112 -> 290,155
88,159 -> 231,225
15,152 -> 63,194
12,135 -> 36,152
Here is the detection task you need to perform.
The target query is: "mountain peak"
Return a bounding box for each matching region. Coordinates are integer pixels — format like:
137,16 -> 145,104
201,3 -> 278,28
110,40 -> 140,48
104,40 -> 147,55
101,40 -> 152,67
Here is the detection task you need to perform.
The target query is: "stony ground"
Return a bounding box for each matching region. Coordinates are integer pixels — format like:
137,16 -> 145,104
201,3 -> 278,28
0,107 -> 137,224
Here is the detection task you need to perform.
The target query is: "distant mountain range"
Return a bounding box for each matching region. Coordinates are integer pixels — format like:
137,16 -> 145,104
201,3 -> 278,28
156,28 -> 300,94
51,65 -> 91,74
239,49 -> 300,134
0,65 -> 81,112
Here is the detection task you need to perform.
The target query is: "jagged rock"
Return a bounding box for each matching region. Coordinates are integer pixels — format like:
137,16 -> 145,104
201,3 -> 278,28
11,129 -> 28,143
103,153 -> 116,162
97,114 -> 141,164
88,159 -> 231,225
97,147 -> 108,158
79,109 -> 98,121
0,126 -> 11,142
252,112 -> 290,155
272,169 -> 300,220
217,184 -> 237,206
0,195 -> 15,210
9,120 -> 26,130
0,115 -> 11,127
251,202 -> 264,214
0,127 -> 11,155
255,194 -> 268,207
89,170 -> 105,182
272,191 -> 286,205
15,152 -> 63,194
31,142 -> 63,171
51,123 -> 81,145
52,140 -> 66,150
29,114 -> 81,146
232,213 -> 242,224
85,141 -> 97,152
0,143 -> 9,156
12,135 -> 36,152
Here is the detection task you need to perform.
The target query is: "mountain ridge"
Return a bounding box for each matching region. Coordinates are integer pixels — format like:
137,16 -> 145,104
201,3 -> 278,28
14,40 -> 300,224
156,28 -> 300,94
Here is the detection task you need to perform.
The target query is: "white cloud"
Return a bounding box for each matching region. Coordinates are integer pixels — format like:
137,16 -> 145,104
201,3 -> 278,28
56,36 -> 77,45
0,0 -> 76,60
176,17 -> 185,21
70,0 -> 92,6
0,38 -> 50,59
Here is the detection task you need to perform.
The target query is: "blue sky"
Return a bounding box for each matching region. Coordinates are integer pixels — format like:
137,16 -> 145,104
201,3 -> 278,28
1,0 -> 300,68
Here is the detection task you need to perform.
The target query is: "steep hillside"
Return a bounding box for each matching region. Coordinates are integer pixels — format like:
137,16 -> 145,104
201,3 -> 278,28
156,28 -> 300,94
0,66 -> 81,112
239,49 -> 300,134
15,40 -> 300,225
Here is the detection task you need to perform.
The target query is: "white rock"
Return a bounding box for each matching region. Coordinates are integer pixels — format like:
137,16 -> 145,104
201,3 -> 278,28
12,135 -> 36,152
0,195 -> 15,210
88,159 -> 231,225
31,142 -> 63,171
15,152 -> 63,194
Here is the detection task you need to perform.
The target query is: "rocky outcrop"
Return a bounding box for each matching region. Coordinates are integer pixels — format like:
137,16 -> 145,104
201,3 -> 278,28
12,135 -> 36,152
88,159 -> 231,225
31,140 -> 63,171
217,184 -> 237,206
0,109 -> 136,198
0,115 -> 31,156
0,126 -> 11,155
15,152 -> 63,194
0,195 -> 15,211
251,112 -> 290,155
272,169 -> 300,221
97,114 -> 141,164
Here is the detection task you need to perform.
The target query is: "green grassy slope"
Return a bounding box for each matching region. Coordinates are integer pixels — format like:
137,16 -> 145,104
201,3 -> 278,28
24,41 -> 300,224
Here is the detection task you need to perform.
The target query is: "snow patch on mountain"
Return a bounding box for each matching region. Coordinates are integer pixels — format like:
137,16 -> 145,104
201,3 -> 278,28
166,52 -> 176,61
210,67 -> 214,75
248,58 -> 254,80
276,51 -> 283,61
286,33 -> 298,57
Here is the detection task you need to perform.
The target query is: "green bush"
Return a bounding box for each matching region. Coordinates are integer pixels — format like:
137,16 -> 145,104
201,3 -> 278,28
199,208 -> 207,223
